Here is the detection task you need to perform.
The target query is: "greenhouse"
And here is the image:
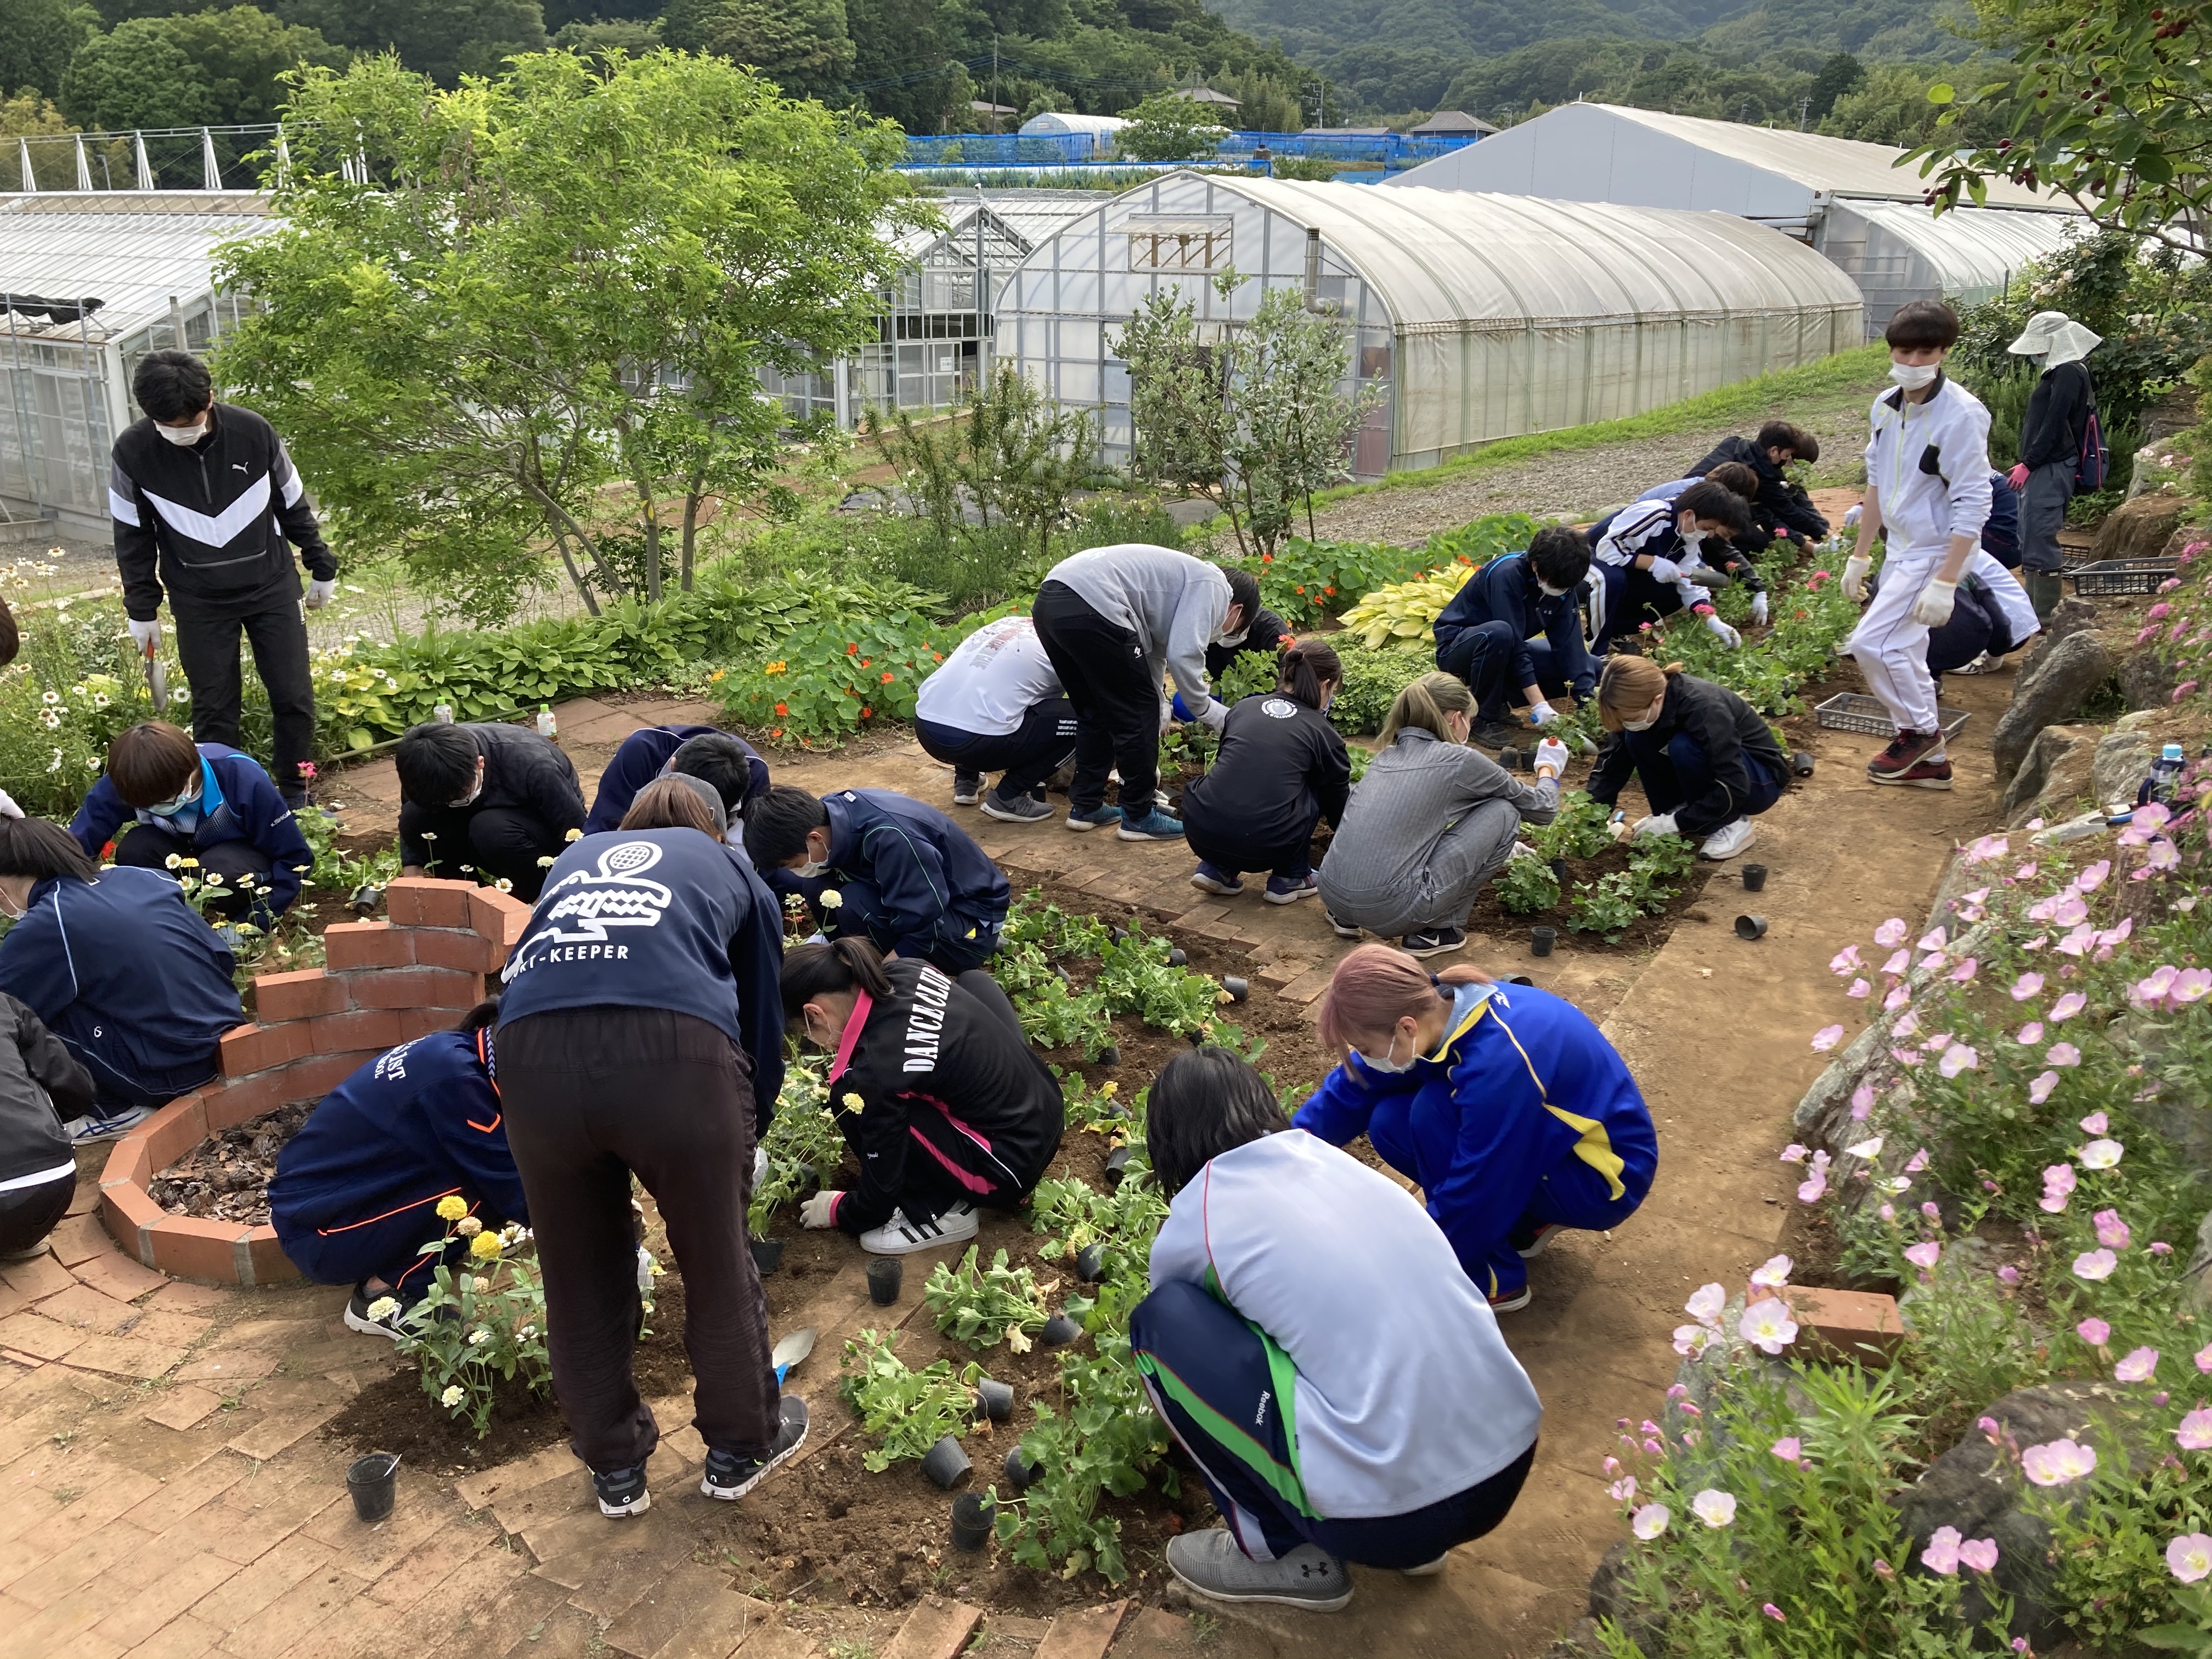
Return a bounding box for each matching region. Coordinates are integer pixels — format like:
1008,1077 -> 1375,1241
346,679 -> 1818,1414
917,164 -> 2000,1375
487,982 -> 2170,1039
1386,103 -> 2084,335
0,190 -> 272,533
997,172 -> 1865,477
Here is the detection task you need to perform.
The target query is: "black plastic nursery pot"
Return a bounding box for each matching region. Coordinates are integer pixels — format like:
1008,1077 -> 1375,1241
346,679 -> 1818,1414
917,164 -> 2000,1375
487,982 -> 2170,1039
1548,857 -> 1567,888
1221,975 -> 1249,1003
1497,747 -> 1520,773
1736,914 -> 1769,940
922,1434 -> 972,1489
973,1377 -> 1014,1423
1002,1445 -> 1041,1492
867,1256 -> 903,1306
1103,1146 -> 1135,1187
1742,864 -> 1768,893
1792,750 -> 1816,777
749,1237 -> 785,1276
1096,1045 -> 1121,1068
1167,946 -> 1188,967
950,1492 -> 995,1551
348,883 -> 383,917
1040,1313 -> 1084,1347
347,1452 -> 399,1522
1531,927 -> 1556,957
1074,1242 -> 1107,1283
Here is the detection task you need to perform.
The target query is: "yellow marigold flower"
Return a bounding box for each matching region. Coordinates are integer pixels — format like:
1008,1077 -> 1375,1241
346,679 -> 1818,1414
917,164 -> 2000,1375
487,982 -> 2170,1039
436,1195 -> 469,1222
469,1231 -> 503,1260
842,1091 -> 865,1111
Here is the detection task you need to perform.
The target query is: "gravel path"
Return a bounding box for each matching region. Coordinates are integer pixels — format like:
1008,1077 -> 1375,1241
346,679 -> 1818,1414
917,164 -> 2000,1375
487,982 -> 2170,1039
1311,378 -> 1886,546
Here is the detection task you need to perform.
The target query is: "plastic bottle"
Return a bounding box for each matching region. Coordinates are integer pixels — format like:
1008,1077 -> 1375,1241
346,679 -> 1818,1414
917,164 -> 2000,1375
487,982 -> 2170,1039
536,704 -> 557,740
2138,743 -> 2186,809
433,701 -> 454,724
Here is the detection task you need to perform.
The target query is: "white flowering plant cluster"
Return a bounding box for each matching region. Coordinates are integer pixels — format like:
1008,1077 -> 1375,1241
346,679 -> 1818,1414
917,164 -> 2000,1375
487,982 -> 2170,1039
0,595 -> 185,816
383,1198 -> 551,1438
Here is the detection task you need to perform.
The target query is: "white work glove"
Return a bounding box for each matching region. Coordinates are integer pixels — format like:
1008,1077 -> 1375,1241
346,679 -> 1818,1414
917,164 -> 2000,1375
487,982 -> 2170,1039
1632,812 -> 1680,839
0,788 -> 19,820
1842,555 -> 1871,603
128,617 -> 161,651
753,1143 -> 768,1187
1198,698 -> 1228,733
1748,592 -> 1770,628
1703,614 -> 1742,649
304,577 -> 338,610
1532,737 -> 1569,778
1527,701 -> 1559,726
1911,579 -> 1957,629
800,1190 -> 842,1229
1645,556 -> 1681,584
636,1245 -> 657,1295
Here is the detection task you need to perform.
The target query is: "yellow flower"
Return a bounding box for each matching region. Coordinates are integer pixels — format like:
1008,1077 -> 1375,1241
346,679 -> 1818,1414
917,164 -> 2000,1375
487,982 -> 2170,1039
842,1091 -> 865,1111
708,669 -> 726,683
1099,1081 -> 1118,1098
469,1231 -> 503,1260
436,1195 -> 469,1222
764,661 -> 787,676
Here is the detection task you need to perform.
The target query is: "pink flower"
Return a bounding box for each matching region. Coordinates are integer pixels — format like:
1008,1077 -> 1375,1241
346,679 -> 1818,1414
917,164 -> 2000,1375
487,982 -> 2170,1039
2094,1209 -> 2130,1249
1920,1200 -> 1942,1221
1740,1297 -> 1798,1355
2079,1111 -> 2108,1134
1850,1084 -> 1875,1120
1685,1283 -> 1726,1326
2174,968 -> 2212,1003
2073,1248 -> 2118,1281
1811,1024 -> 1844,1052
1847,978 -> 1870,998
1884,983 -> 1912,1012
1609,1476 -> 1638,1502
2029,1071 -> 2060,1106
1904,1241 -> 1942,1271
1917,926 -> 1947,952
1762,1604 -> 1785,1622
1881,949 -> 1910,977
2016,1021 -> 2045,1046
1958,1538 -> 2000,1575
1830,946 -> 1863,974
1779,1143 -> 1808,1164
1798,1170 -> 1829,1203
2046,1042 -> 2081,1068
2116,1347 -> 2158,1383
2178,681 -> 2203,703
1672,1324 -> 1714,1357
2076,1317 -> 2111,1346
2049,991 -> 2087,1022
2149,602 -> 2172,620
1874,918 -> 1907,947
1771,1436 -> 1803,1462
1632,1504 -> 1669,1539
1939,1044 -> 1978,1078
2176,1410 -> 2212,1452
2169,1533 -> 2212,1584
2151,1241 -> 2174,1256
1691,1489 -> 1737,1528
2077,859 -> 2111,891
1996,1265 -> 2019,1285
2011,972 -> 2044,1000
1750,1254 -> 1792,1288
2134,964 -> 2180,1007
1904,1147 -> 1929,1173
2080,1138 -> 2124,1169
1922,1526 -> 1962,1573
2052,896 -> 2089,928
2022,1437 -> 2097,1486
1962,833 -> 2008,864
1948,958 -> 1979,983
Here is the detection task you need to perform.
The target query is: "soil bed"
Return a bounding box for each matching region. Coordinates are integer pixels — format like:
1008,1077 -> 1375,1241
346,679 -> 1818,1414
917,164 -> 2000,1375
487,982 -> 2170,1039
150,1101 -> 314,1224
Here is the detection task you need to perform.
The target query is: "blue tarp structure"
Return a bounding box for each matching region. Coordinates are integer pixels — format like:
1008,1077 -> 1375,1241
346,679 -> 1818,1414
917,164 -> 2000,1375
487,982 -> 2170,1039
899,129 -> 1482,170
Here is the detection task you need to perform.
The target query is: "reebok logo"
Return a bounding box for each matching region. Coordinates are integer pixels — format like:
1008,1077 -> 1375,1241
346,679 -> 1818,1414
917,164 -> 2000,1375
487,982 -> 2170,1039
1254,1390 -> 1272,1430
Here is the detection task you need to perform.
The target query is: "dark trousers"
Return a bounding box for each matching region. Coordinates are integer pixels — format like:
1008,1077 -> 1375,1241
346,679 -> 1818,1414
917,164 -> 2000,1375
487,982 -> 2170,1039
1437,622 -> 1573,722
112,822 -> 272,919
873,970 -> 1035,1227
914,698 -> 1078,801
1482,1160 -> 1647,1300
1130,1279 -> 1537,1568
1593,563 -> 1689,650
0,1171 -> 76,1255
1625,731 -> 1786,824
820,875 -> 1002,974
1032,581 -> 1163,820
173,594 -> 315,801
1186,819 -> 1317,881
398,802 -> 566,900
499,1006 -> 776,1472
276,1196 -> 475,1300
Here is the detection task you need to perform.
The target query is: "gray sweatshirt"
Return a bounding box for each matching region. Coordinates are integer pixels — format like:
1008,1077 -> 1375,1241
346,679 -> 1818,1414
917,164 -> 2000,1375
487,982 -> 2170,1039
1045,543 -> 1232,730
1321,726 -> 1558,902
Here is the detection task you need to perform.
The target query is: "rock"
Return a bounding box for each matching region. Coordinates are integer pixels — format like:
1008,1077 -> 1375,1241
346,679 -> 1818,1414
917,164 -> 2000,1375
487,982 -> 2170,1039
2186,1206 -> 2212,1317
2120,644 -> 2179,712
1586,1542 -> 1661,1651
1544,1616 -> 1607,1658
2001,724 -> 2098,821
2091,730 -> 2155,810
1991,632 -> 2116,783
2090,493 -> 2186,563
2021,596 -> 2099,671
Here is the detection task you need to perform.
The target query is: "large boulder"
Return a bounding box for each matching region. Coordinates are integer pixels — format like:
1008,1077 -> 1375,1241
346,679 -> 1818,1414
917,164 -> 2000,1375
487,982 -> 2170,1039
2121,643 -> 2180,711
2002,723 -> 2100,821
2189,1206 -> 2212,1317
2091,728 -> 2156,809
2022,596 -> 2099,671
2090,493 -> 2187,563
1992,631 -> 2117,783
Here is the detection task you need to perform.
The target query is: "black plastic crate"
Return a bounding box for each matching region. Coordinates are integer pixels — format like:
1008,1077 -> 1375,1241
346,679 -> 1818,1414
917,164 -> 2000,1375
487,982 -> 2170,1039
2069,560 -> 2179,596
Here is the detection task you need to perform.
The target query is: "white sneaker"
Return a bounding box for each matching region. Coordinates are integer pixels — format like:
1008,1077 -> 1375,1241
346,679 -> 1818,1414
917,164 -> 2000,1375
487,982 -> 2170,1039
1699,819 -> 1756,860
859,1201 -> 980,1256
64,1105 -> 153,1146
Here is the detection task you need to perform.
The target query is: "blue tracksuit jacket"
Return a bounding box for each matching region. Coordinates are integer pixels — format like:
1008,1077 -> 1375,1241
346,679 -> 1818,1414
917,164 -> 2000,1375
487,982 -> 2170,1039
0,869 -> 242,1109
1431,552 -> 1596,700
69,745 -> 314,921
770,789 -> 1010,964
582,724 -> 771,836
270,1027 -> 525,1291
1293,981 -> 1656,1299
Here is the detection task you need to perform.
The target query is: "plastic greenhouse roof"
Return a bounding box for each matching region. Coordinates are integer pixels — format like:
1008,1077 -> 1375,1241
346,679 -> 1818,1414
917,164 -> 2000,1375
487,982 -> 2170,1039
1019,112 -> 1128,137
1839,199 -> 2083,292
1200,177 -> 1866,332
0,191 -> 272,338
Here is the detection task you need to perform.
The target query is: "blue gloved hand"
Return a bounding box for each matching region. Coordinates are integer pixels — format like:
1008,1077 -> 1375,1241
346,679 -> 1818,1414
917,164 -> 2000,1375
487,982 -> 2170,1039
1170,692 -> 1195,723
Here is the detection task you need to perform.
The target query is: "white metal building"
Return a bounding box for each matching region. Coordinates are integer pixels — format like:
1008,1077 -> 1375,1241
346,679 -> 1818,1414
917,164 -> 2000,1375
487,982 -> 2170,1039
0,191 -> 273,533
1385,103 -> 2083,333
998,172 -> 1865,477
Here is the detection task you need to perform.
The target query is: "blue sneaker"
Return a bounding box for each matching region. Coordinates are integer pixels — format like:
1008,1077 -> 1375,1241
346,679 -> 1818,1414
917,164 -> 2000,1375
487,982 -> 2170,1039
1118,809 -> 1186,843
1190,862 -> 1244,896
1264,873 -> 1318,905
1066,805 -> 1123,833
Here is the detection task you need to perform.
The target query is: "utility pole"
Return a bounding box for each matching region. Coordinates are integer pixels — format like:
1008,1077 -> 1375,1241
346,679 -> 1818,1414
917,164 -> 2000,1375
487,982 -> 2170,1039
991,40 -> 1000,136
1799,94 -> 1810,130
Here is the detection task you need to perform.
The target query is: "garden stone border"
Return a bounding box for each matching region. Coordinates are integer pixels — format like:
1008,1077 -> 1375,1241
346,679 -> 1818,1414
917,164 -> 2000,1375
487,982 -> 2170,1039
97,877 -> 532,1285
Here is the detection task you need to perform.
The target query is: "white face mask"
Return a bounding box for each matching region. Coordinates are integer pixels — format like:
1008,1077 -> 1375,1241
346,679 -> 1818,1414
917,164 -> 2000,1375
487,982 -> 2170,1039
1889,362 -> 1939,391
156,418 -> 210,446
1678,525 -> 1706,550
1215,629 -> 1248,649
1538,581 -> 1569,597
793,857 -> 827,879
1358,1027 -> 1419,1074
1621,694 -> 1666,733
146,774 -> 204,818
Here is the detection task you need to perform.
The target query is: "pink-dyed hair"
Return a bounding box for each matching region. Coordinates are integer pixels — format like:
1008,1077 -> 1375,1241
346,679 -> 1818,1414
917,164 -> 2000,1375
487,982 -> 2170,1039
1313,943 -> 1443,1053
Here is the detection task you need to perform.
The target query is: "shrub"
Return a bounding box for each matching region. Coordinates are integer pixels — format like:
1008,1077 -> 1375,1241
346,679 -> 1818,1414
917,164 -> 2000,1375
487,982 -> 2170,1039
1496,854 -> 1560,915
1327,640 -> 1434,736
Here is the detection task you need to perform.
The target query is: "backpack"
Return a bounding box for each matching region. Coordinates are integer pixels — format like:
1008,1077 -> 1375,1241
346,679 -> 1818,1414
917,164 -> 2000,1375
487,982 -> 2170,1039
2074,394 -> 2109,492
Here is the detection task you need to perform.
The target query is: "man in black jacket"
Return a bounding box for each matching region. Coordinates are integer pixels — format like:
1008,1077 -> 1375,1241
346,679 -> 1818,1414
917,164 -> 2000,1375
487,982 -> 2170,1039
2006,312 -> 2102,621
396,722 -> 586,900
1683,422 -> 1829,550
111,351 -> 336,809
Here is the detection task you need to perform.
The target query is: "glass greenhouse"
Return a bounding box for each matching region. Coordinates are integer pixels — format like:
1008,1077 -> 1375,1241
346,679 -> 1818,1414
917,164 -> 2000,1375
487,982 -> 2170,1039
997,172 -> 1867,477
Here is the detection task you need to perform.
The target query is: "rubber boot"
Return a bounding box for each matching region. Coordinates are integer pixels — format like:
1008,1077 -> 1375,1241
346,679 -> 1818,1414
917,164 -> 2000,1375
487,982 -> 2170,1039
2024,570 -> 2063,623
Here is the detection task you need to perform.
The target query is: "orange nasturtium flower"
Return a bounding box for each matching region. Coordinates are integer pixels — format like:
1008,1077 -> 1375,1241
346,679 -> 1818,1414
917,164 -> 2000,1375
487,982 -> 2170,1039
860,706 -> 873,719
846,642 -> 858,654
774,702 -> 788,716
881,671 -> 894,684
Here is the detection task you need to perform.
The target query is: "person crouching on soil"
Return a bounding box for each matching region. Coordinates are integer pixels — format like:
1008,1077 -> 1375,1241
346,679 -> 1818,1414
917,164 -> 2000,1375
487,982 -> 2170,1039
1130,1046 -> 1541,1610
0,991 -> 95,1260
751,784 -> 1010,973
69,720 -> 313,926
1316,673 -> 1568,958
494,777 -> 797,1520
1180,641 -> 1350,905
1295,945 -> 1656,1311
584,726 -> 768,844
0,816 -> 243,1146
912,614 -> 1077,825
1431,526 -> 1598,751
1583,655 -> 1790,862
782,936 -> 1063,1255
395,719 -> 585,900
270,997 -> 527,1339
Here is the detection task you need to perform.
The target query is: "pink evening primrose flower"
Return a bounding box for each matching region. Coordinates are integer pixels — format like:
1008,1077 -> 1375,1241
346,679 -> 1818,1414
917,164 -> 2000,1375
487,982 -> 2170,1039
2017,1021 -> 2045,1046
1850,1084 -> 1876,1120
1830,946 -> 1863,974
2077,859 -> 2111,891
2049,991 -> 2087,1022
1632,1504 -> 1670,1540
1948,958 -> 1979,983
1997,1265 -> 2019,1284
2076,1316 -> 2110,1346
2021,1438 -> 2098,1486
1922,1526 -> 1962,1574
1771,1436 -> 1803,1462
2029,1071 -> 2060,1106
2175,968 -> 2212,1003
1779,1143 -> 1808,1164
1798,1170 -> 1828,1203
1917,927 -> 1948,952
1874,918 -> 1907,947
2134,964 -> 2180,1006
2116,1347 -> 2159,1383
2073,1248 -> 2119,1282
2079,1111 -> 2108,1135
2175,1410 -> 2212,1452
1847,978 -> 1870,998
1846,1136 -> 1883,1159
1939,1045 -> 1978,1078
1904,1147 -> 1929,1173
1904,1241 -> 1942,1271
1672,1325 -> 1714,1357
2169,1534 -> 2212,1584
1609,1476 -> 1638,1502
2080,1138 -> 2124,1169
1811,1025 -> 1845,1052
1958,1539 -> 2000,1575
1750,1254 -> 1792,1288
2094,1209 -> 2130,1250
1894,1010 -> 1921,1039
1691,1489 -> 1737,1528
1685,1283 -> 1726,1327
1740,1298 -> 1798,1355
1763,1604 -> 1786,1622
1881,949 -> 1910,977
1884,984 -> 1912,1013
2047,1042 -> 2082,1068
2011,972 -> 2044,1000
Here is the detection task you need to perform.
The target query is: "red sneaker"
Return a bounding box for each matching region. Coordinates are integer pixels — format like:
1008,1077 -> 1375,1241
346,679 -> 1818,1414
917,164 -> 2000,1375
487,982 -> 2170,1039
1869,729 -> 1946,786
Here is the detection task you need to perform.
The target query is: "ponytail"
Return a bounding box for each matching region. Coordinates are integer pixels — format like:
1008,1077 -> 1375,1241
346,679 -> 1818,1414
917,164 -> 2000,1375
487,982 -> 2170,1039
1376,671 -> 1475,748
1277,640 -> 1343,710
780,935 -> 894,1020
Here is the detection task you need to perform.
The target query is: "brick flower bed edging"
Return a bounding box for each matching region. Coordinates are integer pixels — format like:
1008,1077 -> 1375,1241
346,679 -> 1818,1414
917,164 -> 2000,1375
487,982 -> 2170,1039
98,877 -> 533,1285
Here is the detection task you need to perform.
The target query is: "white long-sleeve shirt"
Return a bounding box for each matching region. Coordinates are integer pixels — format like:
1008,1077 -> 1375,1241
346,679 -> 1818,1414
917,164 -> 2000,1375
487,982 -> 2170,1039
1592,499 -> 1709,611
914,616 -> 1062,737
1864,375 -> 1994,557
1043,544 -> 1232,730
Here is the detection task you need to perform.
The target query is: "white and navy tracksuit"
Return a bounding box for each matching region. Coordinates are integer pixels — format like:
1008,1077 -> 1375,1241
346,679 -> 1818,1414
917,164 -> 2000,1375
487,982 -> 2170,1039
1852,376 -> 2038,735
0,993 -> 95,1253
1130,1132 -> 1542,1567
912,617 -> 1077,803
819,959 -> 1063,1239
1588,500 -> 1723,650
270,1028 -> 525,1297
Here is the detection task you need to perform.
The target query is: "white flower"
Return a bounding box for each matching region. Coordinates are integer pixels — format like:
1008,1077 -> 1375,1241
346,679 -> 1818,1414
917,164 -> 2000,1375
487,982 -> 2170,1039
1691,1489 -> 1737,1528
1684,1283 -> 1726,1327
1740,1297 -> 1798,1355
1632,1503 -> 1671,1539
817,888 -> 843,909
467,1327 -> 492,1346
1844,1136 -> 1884,1160
365,1296 -> 399,1321
439,1384 -> 466,1408
2080,1138 -> 2124,1170
1749,1255 -> 1792,1289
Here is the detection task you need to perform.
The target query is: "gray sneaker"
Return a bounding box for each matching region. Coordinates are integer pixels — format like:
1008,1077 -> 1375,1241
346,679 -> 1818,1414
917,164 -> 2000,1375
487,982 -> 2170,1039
980,789 -> 1054,823
1166,1531 -> 1351,1611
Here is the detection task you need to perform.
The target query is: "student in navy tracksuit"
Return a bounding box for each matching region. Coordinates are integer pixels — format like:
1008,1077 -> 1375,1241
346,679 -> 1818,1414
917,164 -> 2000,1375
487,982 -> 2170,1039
1296,946 -> 1656,1311
0,817 -> 243,1144
583,726 -> 769,839
70,721 -> 313,924
270,1002 -> 525,1333
1180,642 -> 1350,902
783,937 -> 1063,1255
1432,528 -> 1598,749
495,817 -> 795,1519
749,786 -> 1010,973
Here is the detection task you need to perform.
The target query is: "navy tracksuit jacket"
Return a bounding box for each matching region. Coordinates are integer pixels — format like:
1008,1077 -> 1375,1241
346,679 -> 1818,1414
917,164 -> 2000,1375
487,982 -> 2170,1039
69,744 -> 314,921
768,789 -> 1010,970
581,724 -> 770,836
1432,552 -> 1597,709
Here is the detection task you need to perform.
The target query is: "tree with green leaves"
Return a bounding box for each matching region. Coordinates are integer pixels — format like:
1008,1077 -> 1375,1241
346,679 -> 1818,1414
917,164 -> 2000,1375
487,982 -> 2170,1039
215,50 -> 921,622
273,0 -> 548,88
0,0 -> 95,107
661,0 -> 854,100
1908,0 -> 2211,255
1117,92 -> 1229,161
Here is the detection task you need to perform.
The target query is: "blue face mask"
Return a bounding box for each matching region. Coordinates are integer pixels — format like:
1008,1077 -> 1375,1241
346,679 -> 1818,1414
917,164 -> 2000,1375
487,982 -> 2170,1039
146,775 -> 202,818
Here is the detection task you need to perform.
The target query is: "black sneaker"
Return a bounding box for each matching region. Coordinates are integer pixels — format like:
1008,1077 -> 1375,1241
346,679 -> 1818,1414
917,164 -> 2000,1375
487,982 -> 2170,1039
1471,720 -> 1519,751
952,772 -> 982,806
701,1396 -> 809,1501
1401,926 -> 1465,958
594,1462 -> 652,1518
343,1284 -> 408,1342
1509,1221 -> 1560,1259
